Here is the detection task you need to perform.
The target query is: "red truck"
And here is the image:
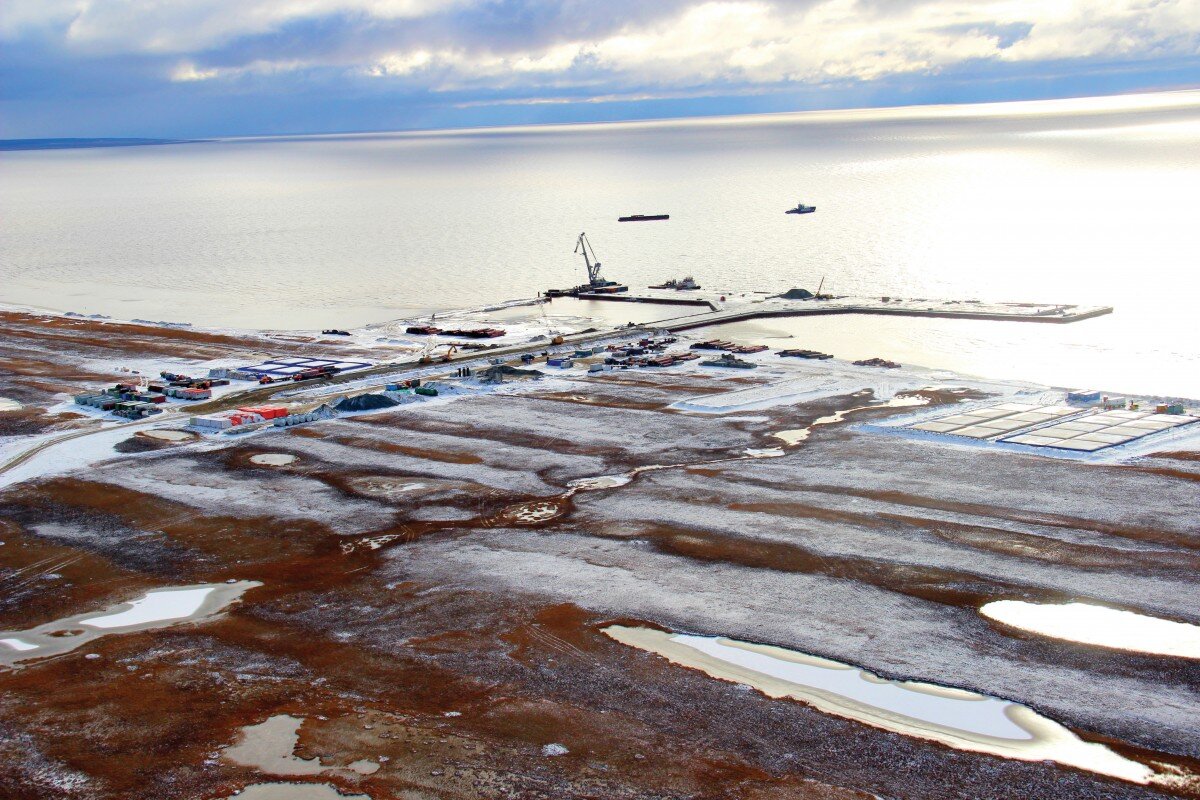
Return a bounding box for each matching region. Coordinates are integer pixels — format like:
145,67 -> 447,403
292,365 -> 339,382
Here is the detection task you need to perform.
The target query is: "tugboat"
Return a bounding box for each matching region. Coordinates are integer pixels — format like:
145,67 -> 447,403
785,202 -> 817,215
649,276 -> 701,290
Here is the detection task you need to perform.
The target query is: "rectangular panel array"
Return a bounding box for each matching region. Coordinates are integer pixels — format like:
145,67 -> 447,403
236,357 -> 372,377
908,403 -> 1079,440
1003,410 -> 1198,451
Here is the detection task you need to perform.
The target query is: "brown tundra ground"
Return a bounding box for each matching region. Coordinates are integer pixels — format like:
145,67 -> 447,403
1,311 -> 1198,800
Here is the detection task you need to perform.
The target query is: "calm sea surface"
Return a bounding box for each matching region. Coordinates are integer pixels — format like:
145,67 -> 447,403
3,92 -> 1199,396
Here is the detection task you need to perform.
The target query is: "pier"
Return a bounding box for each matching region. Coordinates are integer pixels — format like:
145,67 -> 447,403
555,289 -> 1112,330
653,300 -> 1114,332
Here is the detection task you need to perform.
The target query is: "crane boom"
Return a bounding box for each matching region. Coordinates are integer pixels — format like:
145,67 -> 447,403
574,232 -> 604,285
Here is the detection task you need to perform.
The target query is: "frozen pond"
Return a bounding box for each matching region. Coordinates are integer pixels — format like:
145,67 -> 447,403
85,586 -> 217,629
981,600 -> 1200,658
0,581 -> 261,667
141,429 -> 194,442
605,625 -> 1154,784
503,500 -> 563,524
250,453 -> 298,466
567,474 -> 632,491
226,784 -> 370,800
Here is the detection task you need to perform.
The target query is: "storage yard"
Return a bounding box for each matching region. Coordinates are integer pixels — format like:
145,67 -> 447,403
1,306 -> 1199,800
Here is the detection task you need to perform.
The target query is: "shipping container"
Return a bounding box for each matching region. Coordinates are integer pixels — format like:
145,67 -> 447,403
238,406 -> 287,420
191,415 -> 233,430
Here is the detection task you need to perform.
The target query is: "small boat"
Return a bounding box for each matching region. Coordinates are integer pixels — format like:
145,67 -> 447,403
785,202 -> 816,215
618,214 -> 669,222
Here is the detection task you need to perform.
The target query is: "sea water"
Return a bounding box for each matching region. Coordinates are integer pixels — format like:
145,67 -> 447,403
2,91 -> 1198,395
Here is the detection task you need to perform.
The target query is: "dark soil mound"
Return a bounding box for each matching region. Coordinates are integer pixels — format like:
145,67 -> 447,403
334,394 -> 399,412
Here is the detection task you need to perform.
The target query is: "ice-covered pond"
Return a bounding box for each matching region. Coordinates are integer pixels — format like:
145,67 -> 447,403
0,581 -> 261,667
604,625 -> 1154,784
981,600 -> 1200,658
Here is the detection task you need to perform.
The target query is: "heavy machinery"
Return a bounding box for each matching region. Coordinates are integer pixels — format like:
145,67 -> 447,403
418,343 -> 458,364
575,232 -> 605,287
573,233 -> 626,293
545,234 -> 628,297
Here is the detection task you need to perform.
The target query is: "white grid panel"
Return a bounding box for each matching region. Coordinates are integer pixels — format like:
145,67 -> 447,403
1002,410 -> 1197,451
908,403 -> 1079,440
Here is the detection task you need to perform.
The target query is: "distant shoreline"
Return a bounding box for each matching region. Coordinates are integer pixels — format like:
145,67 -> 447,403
0,138 -> 202,152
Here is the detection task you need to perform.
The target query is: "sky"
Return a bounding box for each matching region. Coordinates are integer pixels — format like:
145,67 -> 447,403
2,0 -> 1199,139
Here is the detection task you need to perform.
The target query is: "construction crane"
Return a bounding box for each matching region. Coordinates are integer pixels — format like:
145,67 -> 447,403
574,232 -> 605,286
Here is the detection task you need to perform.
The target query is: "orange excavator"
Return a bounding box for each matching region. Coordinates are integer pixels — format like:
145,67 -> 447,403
418,343 -> 458,365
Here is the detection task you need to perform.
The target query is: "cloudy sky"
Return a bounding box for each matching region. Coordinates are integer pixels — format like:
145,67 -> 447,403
3,0 -> 1199,138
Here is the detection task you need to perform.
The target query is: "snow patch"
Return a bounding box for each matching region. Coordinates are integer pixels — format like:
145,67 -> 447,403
250,453 -> 298,466
981,601 -> 1200,658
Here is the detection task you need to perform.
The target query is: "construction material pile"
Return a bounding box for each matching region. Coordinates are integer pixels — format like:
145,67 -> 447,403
700,353 -> 757,369
778,348 -> 833,360
334,394 -> 400,412
854,357 -> 901,369
690,340 -> 769,354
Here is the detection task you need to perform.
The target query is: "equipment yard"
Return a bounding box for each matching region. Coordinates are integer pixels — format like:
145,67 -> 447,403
1,305 -> 1199,800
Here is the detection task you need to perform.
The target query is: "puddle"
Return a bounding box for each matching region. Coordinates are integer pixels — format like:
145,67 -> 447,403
0,398 -> 22,412
774,395 -> 930,446
250,453 -> 298,466
140,429 -> 194,442
346,477 -> 428,500
743,448 -> 785,458
0,581 -> 260,667
604,625 -> 1154,784
224,714 -> 382,780
226,784 -> 370,800
0,638 -> 38,652
773,428 -> 813,445
224,714 -> 324,776
981,601 -> 1200,658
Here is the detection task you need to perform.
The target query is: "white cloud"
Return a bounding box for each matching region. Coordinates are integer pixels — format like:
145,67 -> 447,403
360,0 -> 1200,93
171,62 -> 218,82
6,0 -> 464,52
7,0 -> 1200,96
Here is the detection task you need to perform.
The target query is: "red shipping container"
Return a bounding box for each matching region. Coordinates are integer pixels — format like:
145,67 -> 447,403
239,406 -> 287,420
